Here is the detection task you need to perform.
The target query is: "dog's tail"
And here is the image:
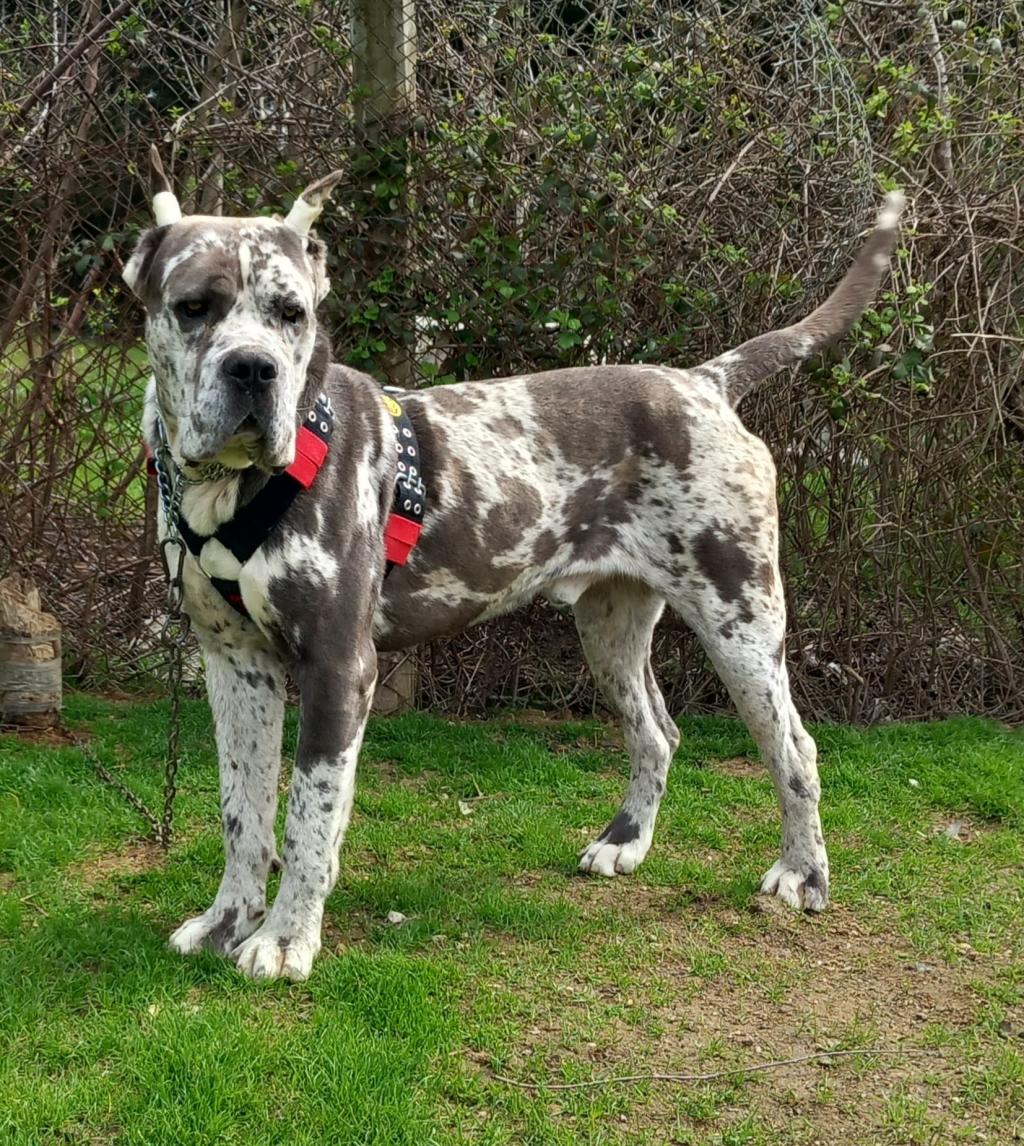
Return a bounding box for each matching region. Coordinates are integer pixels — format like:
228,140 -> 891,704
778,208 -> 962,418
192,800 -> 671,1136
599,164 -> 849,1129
707,191 -> 906,407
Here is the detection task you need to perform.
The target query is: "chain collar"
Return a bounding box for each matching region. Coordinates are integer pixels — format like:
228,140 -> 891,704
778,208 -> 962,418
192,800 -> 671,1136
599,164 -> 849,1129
178,461 -> 235,485
152,413 -> 236,486
147,416 -> 193,848
77,410 -> 192,849
151,420 -> 189,624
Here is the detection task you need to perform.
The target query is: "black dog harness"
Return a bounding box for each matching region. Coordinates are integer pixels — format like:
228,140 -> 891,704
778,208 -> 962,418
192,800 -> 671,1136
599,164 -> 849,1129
148,390 -> 425,619
381,387 -> 426,573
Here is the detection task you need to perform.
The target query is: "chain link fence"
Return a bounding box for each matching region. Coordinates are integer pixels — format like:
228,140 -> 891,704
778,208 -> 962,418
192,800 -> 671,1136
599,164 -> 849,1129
2,0 -> 1022,722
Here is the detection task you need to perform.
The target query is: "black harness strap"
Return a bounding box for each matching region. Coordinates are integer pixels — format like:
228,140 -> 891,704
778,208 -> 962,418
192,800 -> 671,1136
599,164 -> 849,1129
149,388 -> 425,619
151,393 -> 334,619
382,388 -> 426,577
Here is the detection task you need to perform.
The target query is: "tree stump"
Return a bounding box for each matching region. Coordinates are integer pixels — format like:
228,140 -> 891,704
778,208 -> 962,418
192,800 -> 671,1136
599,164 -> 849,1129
0,575 -> 62,730
371,652 -> 418,716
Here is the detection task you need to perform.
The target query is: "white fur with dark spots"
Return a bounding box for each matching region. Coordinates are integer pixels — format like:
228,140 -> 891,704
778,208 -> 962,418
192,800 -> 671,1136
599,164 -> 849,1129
126,192 -> 905,979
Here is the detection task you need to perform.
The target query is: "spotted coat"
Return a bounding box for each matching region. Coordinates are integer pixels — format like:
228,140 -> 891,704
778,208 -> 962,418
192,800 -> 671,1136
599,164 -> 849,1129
122,192 -> 907,980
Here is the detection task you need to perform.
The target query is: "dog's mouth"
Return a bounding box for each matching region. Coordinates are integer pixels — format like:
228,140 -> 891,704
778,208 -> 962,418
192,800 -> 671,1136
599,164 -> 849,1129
181,417 -> 265,472
230,417 -> 294,475
179,400 -> 297,475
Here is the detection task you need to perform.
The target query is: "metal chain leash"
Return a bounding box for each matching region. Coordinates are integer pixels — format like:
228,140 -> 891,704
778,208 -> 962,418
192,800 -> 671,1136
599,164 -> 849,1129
153,447 -> 191,848
75,430 -> 190,849
70,733 -> 169,843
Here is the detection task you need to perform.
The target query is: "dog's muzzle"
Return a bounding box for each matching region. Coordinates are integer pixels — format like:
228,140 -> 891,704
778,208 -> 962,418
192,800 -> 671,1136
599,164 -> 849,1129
178,350 -> 292,470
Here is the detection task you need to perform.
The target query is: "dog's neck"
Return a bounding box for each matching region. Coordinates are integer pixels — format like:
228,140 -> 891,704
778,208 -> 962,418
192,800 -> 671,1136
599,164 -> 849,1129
153,328 -> 334,537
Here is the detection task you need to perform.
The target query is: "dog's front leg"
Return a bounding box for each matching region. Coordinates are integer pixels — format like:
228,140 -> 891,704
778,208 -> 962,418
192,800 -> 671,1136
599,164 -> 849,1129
169,643 -> 285,956
232,636 -> 377,981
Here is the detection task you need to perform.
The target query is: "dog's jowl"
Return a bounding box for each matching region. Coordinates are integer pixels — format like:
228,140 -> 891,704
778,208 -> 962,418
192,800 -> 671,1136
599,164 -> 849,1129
123,155 -> 905,980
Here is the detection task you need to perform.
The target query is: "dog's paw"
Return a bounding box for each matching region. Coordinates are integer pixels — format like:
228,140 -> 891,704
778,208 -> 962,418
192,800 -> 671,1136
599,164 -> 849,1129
169,902 -> 263,956
579,836 -> 649,877
759,859 -> 829,912
232,927 -> 321,981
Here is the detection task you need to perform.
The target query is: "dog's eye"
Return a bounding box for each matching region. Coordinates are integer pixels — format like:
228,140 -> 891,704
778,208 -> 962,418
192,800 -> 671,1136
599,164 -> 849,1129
281,303 -> 304,325
177,299 -> 208,319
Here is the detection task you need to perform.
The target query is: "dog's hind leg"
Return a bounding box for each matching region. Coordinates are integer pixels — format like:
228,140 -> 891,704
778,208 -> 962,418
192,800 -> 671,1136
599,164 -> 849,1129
575,579 -> 679,876
168,643 -> 286,956
672,592 -> 829,912
645,658 -> 681,759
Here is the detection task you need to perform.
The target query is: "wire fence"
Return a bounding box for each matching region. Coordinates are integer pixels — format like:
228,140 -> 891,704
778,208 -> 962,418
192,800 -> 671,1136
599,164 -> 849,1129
1,0 -> 1022,723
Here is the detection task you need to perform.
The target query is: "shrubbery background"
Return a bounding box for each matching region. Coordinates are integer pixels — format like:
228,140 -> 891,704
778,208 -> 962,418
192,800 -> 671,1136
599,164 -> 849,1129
2,1 -> 1021,721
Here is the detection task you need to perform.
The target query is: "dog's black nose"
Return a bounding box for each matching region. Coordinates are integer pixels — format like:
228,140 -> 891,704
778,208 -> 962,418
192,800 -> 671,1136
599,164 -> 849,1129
222,350 -> 278,392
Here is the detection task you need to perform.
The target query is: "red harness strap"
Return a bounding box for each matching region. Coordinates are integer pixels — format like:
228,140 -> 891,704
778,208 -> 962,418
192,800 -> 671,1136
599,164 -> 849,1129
145,390 -> 425,609
384,513 -> 421,566
287,424 -> 329,489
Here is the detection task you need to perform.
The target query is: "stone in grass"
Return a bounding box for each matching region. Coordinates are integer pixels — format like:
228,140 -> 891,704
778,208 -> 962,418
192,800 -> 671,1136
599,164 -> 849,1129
385,910 -> 408,926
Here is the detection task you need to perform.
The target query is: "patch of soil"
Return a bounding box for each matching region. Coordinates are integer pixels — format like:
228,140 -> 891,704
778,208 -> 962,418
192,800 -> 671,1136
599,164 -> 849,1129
365,758 -> 434,790
70,685 -> 154,703
709,755 -> 765,779
466,896 -> 1018,1142
68,841 -> 167,888
928,813 -> 987,844
491,710 -> 626,755
556,876 -> 685,916
1,722 -> 85,747
490,708 -> 585,729
321,909 -> 374,950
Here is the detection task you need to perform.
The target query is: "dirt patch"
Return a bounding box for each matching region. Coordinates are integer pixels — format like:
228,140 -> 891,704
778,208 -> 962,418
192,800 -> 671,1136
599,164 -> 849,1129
68,841 -> 167,888
709,755 -> 765,779
490,708 -> 585,729
364,758 -> 436,790
321,909 -> 374,951
466,897 -> 1017,1142
491,711 -> 626,755
1,722 -> 85,747
929,813 -> 989,845
540,873 -> 686,916
680,904 -> 986,1032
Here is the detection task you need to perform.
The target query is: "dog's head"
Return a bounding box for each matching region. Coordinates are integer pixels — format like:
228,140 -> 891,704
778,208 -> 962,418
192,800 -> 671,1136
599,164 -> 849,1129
123,150 -> 342,472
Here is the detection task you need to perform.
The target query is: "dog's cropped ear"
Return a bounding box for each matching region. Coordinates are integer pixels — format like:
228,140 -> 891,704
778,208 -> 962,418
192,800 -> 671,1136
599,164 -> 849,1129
284,170 -> 344,237
122,225 -> 169,300
304,235 -> 331,306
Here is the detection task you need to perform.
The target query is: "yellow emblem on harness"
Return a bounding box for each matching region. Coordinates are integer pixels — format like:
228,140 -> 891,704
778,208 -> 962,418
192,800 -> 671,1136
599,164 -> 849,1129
382,394 -> 402,418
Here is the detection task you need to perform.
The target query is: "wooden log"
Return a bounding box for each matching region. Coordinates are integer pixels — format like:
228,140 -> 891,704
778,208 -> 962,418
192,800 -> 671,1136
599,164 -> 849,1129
372,652 -> 418,716
0,575 -> 62,729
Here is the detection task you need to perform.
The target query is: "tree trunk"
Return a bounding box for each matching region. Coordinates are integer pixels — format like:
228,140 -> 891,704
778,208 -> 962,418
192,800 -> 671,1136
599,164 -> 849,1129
195,0 -> 247,215
349,0 -> 417,387
0,576 -> 62,730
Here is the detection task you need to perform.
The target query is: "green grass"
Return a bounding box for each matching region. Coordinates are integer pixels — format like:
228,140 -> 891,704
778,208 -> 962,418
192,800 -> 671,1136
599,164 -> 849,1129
1,695 -> 1023,1144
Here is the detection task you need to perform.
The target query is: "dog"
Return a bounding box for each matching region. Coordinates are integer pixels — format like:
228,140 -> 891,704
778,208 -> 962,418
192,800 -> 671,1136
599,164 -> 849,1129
122,151 -> 905,980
